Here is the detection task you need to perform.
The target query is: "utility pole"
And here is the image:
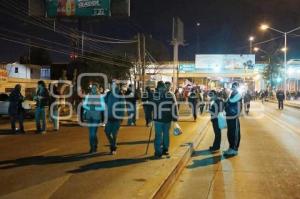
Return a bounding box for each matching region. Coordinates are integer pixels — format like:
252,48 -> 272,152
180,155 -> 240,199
137,33 -> 142,90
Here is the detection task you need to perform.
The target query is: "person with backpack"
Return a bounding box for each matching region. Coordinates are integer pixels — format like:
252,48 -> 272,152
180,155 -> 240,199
104,81 -> 126,155
224,82 -> 242,156
83,83 -> 105,154
8,84 -> 25,134
34,80 -> 49,134
152,81 -> 178,158
208,90 -> 224,152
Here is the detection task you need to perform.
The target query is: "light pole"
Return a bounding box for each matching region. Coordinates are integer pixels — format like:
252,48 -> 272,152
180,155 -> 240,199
196,22 -> 200,54
260,24 -> 300,97
249,36 -> 254,54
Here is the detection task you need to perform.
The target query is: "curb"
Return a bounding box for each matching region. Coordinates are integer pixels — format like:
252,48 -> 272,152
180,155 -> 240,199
135,117 -> 210,199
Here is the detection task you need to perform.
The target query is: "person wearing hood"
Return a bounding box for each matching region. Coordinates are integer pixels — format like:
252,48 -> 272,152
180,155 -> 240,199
8,84 -> 25,134
83,83 -> 105,154
104,81 -> 125,155
152,81 -> 178,158
224,82 -> 242,156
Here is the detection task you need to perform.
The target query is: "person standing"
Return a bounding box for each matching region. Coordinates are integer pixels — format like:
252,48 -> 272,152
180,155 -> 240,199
34,81 -> 49,134
224,82 -> 242,156
83,83 -> 105,154
188,88 -> 198,121
125,84 -> 137,126
142,86 -> 153,127
276,90 -> 285,110
49,83 -> 60,131
243,90 -> 252,115
8,84 -> 25,134
208,90 -> 223,152
104,81 -> 125,155
152,81 -> 178,158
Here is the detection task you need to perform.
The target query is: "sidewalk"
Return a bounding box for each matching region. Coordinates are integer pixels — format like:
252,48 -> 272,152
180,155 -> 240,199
0,104 -> 210,199
268,99 -> 300,109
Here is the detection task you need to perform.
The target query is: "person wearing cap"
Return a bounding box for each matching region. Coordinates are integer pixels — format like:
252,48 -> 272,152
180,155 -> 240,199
208,90 -> 224,152
152,81 -> 178,158
224,82 -> 242,156
83,83 -> 105,154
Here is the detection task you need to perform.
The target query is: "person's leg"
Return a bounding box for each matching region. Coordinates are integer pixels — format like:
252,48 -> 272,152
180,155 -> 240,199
18,113 -> 25,132
111,121 -> 121,151
235,118 -> 241,150
226,119 -> 235,150
104,121 -> 114,151
41,108 -> 46,132
154,122 -> 163,156
10,115 -> 16,133
278,101 -> 280,109
35,108 -> 41,132
52,107 -> 59,130
211,119 -> 221,149
193,105 -> 197,120
88,118 -> 96,152
162,122 -> 171,153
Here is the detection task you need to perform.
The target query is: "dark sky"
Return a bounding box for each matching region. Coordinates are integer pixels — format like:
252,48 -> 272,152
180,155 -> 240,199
1,0 -> 300,62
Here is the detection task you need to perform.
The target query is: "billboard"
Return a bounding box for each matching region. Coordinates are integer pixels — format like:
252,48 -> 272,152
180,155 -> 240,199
195,54 -> 255,69
46,0 -> 111,17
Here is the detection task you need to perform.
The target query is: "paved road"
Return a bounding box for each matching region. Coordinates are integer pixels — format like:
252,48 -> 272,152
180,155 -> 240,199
0,104 -> 209,198
167,101 -> 300,199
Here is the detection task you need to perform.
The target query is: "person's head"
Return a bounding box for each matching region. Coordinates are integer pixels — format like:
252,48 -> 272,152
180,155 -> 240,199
15,84 -> 21,92
208,90 -> 217,100
231,82 -> 239,92
90,83 -> 99,95
99,86 -> 104,93
145,86 -> 151,92
37,80 -> 46,90
165,81 -> 171,91
157,81 -> 166,93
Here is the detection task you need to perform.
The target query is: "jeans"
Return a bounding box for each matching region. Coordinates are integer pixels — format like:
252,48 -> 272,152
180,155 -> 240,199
105,120 -> 121,151
154,121 -> 171,155
88,118 -> 100,151
226,118 -> 241,151
50,106 -> 59,130
211,119 -> 221,149
10,113 -> 24,132
35,107 -> 46,132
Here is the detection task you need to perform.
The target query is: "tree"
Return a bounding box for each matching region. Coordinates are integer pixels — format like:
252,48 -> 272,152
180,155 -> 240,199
263,55 -> 283,88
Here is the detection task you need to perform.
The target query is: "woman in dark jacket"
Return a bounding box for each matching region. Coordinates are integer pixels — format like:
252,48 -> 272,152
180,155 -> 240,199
8,84 -> 25,133
208,90 -> 223,152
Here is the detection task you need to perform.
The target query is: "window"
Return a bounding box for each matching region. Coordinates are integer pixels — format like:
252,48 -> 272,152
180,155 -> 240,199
41,68 -> 51,78
14,67 -> 18,73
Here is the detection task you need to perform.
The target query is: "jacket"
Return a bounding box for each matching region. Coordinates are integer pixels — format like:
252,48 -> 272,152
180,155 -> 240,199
152,90 -> 178,123
105,87 -> 125,121
209,98 -> 224,120
225,91 -> 242,118
83,94 -> 106,120
276,91 -> 285,101
35,88 -> 49,108
8,89 -> 24,115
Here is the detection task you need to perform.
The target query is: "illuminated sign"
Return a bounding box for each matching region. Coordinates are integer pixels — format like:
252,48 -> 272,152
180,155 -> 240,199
0,69 -> 8,82
46,0 -> 111,17
195,54 -> 255,69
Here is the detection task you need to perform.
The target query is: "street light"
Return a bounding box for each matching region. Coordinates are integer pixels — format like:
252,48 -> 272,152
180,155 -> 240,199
249,36 -> 255,53
260,23 -> 300,97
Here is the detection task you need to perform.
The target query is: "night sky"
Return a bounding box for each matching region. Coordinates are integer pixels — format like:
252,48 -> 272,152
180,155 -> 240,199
1,0 -> 300,62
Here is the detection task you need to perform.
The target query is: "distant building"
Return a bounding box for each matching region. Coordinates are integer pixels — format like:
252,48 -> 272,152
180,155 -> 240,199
6,63 -> 51,80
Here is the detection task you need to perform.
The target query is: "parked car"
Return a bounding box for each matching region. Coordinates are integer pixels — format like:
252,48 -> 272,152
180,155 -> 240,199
0,93 -> 36,118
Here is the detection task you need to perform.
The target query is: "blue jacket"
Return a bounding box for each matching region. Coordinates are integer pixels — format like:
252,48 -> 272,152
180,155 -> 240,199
225,91 -> 242,118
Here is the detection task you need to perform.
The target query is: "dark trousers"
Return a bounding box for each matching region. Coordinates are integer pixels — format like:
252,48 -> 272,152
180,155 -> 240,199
143,105 -> 153,125
211,119 -> 221,149
278,100 -> 284,109
226,118 -> 241,151
105,120 -> 121,151
10,113 -> 24,132
190,104 -> 197,120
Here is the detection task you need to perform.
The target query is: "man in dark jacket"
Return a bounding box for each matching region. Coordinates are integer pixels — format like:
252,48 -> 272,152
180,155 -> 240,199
188,88 -> 199,121
208,90 -> 223,152
8,84 -> 25,134
152,81 -> 178,158
141,86 -> 153,127
34,80 -> 49,134
276,90 -> 285,110
243,90 -> 252,115
224,82 -> 242,156
104,81 -> 126,155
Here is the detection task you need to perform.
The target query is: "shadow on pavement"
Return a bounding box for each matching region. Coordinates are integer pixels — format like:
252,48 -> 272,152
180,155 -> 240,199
0,152 -> 110,169
68,156 -> 151,173
106,140 -> 154,146
186,155 -> 224,169
192,149 -> 214,157
0,130 -> 13,135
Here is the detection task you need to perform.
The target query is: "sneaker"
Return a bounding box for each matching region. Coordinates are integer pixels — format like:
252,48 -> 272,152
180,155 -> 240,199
223,148 -> 238,156
111,150 -> 117,155
162,150 -> 169,156
40,131 -> 46,135
154,153 -> 162,159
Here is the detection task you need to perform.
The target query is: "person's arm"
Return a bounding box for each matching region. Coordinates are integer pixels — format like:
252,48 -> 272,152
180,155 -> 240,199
82,96 -> 90,111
